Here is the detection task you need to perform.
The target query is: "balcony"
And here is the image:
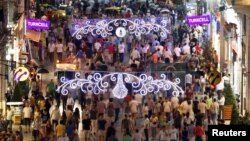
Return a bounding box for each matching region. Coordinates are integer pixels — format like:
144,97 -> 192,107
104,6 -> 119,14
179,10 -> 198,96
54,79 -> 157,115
227,0 -> 250,15
231,0 -> 250,6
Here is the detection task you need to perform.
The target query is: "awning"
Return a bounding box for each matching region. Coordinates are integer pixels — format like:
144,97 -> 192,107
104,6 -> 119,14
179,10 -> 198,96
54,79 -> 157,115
25,30 -> 41,42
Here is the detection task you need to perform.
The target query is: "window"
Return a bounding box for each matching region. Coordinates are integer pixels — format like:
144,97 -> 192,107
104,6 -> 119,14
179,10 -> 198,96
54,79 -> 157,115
243,14 -> 246,35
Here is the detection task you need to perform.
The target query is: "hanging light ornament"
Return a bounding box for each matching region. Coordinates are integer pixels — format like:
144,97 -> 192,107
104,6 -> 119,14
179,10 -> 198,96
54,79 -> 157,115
56,72 -> 184,99
70,17 -> 171,39
112,73 -> 128,99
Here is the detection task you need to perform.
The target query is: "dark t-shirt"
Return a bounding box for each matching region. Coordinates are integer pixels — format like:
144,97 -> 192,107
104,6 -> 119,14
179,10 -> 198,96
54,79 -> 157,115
122,119 -> 130,129
195,113 -> 204,126
98,119 -> 106,130
90,110 -> 97,120
107,135 -> 119,141
106,127 -> 116,140
190,38 -> 198,47
190,38 -> 198,54
193,100 -> 199,113
82,118 -> 91,130
41,113 -> 49,124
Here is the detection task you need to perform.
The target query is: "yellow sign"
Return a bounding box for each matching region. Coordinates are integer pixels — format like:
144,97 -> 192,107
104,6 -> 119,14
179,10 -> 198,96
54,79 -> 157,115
208,70 -> 221,85
56,63 -> 77,70
14,66 -> 30,82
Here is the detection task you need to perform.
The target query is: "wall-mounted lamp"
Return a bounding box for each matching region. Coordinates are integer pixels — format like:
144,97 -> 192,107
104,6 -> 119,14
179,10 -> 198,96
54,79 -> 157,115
5,54 -> 11,61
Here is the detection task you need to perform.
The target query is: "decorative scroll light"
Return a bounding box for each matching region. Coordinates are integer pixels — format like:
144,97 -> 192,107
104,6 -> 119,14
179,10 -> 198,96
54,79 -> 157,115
56,72 -> 184,99
70,17 -> 171,39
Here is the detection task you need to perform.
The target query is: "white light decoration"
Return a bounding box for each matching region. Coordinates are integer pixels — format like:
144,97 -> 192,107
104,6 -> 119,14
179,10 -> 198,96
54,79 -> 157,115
115,27 -> 127,38
71,17 -> 171,39
6,54 -> 11,61
112,73 -> 128,99
56,72 -> 184,99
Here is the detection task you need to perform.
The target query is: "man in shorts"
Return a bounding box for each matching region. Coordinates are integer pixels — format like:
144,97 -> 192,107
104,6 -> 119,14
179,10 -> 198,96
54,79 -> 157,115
22,102 -> 32,133
97,114 -> 106,141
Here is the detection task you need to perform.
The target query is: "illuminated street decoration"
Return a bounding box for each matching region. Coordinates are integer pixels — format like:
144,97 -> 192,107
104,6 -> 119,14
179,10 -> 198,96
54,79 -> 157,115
56,72 -> 184,99
70,17 -> 171,39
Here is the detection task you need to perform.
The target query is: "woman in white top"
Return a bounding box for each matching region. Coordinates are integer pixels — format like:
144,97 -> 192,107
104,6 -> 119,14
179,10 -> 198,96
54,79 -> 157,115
56,39 -> 64,62
173,46 -> 181,62
157,127 -> 169,141
51,105 -> 61,130
67,41 -> 75,54
163,48 -> 172,63
6,106 -> 13,130
66,95 -> 74,107
150,113 -> 159,140
48,41 -> 55,63
170,125 -> 178,141
143,103 -> 149,117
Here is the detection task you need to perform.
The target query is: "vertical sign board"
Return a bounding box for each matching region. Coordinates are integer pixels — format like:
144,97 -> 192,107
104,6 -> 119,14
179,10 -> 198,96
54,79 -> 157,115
186,15 -> 211,26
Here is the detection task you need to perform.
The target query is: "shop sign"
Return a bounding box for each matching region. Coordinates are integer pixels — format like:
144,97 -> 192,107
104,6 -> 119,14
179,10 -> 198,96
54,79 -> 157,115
186,15 -> 210,26
26,19 -> 50,30
207,70 -> 221,85
14,66 -> 30,82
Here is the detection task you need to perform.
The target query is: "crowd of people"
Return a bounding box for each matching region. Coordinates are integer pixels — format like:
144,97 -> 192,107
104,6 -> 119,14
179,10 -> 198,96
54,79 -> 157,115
3,21 -> 225,141
1,1 -> 228,141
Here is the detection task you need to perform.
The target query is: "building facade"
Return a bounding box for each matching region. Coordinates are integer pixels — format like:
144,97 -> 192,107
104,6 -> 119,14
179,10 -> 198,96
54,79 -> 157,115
222,0 -> 250,114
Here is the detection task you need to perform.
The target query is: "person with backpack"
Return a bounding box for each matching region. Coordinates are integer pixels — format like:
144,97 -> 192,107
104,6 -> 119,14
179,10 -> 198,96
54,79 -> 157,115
122,129 -> 132,141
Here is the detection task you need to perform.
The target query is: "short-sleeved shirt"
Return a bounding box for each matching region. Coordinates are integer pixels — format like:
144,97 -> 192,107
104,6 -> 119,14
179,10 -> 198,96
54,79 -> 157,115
23,107 -> 32,118
98,119 -> 106,130
82,118 -> 91,130
56,124 -> 66,137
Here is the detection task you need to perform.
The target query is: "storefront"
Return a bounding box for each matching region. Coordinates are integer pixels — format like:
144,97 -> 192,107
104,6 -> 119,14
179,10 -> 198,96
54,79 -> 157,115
2,14 -> 26,116
223,7 -> 242,92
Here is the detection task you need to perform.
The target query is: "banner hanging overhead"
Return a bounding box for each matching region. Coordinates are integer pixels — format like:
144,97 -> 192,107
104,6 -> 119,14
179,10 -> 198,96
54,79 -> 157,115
186,15 -> 210,26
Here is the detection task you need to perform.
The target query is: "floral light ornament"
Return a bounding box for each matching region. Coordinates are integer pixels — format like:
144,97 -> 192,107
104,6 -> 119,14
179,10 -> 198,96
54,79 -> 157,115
70,17 -> 171,39
56,72 -> 184,99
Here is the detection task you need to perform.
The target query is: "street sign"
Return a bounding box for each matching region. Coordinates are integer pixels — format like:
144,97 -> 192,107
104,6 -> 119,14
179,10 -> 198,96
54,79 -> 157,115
208,70 -> 221,85
13,66 -> 29,82
26,19 -> 50,30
